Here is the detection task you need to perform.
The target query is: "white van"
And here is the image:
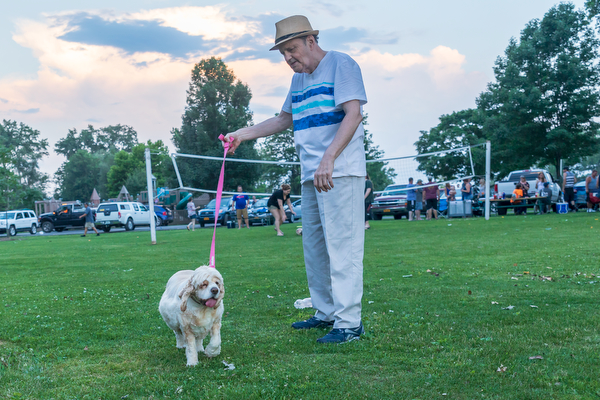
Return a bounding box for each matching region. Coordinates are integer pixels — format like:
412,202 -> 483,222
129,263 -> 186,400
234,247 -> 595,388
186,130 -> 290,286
0,209 -> 38,236
94,202 -> 158,232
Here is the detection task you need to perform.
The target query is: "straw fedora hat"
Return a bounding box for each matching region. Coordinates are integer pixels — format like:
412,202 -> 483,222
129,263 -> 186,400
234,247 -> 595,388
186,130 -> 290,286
270,15 -> 319,51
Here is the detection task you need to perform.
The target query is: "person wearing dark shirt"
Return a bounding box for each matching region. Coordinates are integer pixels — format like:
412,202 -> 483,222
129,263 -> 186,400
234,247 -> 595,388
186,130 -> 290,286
364,174 -> 374,229
79,202 -> 100,237
267,184 -> 295,236
423,177 -> 440,220
231,185 -> 250,229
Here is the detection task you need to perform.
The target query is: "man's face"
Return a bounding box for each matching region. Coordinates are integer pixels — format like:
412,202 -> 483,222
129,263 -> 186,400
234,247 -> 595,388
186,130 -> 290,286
237,186 -> 243,192
593,171 -> 598,178
278,37 -> 312,73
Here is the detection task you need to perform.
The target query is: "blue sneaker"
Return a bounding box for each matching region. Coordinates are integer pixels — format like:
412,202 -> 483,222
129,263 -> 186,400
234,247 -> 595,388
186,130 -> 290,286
291,316 -> 334,330
316,322 -> 364,343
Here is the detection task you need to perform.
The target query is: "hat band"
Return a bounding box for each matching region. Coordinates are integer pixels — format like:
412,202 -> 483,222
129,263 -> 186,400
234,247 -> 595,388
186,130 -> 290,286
274,30 -> 311,46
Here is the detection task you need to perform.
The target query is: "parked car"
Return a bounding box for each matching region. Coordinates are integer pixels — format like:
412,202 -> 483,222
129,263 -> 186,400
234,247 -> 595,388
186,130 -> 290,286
94,201 -> 158,232
247,197 -> 274,226
38,202 -> 87,233
0,209 -> 38,236
154,205 -> 174,226
573,181 -> 590,208
370,184 -> 409,220
284,199 -> 302,222
197,197 -> 233,227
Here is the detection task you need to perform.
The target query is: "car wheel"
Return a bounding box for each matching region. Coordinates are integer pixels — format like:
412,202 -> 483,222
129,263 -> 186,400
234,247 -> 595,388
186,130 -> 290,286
393,214 -> 402,220
290,213 -> 296,223
30,224 -> 37,235
8,225 -> 17,236
156,217 -> 163,227
125,218 -> 134,231
55,228 -> 64,232
372,213 -> 383,220
102,226 -> 111,233
222,213 -> 228,226
41,221 -> 54,233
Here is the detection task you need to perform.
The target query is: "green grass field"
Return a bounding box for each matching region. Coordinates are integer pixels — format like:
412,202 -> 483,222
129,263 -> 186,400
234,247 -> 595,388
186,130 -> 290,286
1,213 -> 599,399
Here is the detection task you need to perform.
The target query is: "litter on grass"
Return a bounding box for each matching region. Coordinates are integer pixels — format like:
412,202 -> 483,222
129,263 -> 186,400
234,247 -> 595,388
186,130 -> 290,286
502,305 -> 515,310
293,298 -> 312,309
222,360 -> 235,370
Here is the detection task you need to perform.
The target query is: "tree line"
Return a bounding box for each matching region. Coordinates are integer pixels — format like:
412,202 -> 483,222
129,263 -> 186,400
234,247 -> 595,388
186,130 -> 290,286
1,58 -> 395,211
417,2 -> 600,181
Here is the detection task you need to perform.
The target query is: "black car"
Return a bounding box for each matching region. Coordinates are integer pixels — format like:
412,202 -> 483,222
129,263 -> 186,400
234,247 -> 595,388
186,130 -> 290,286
197,197 -> 233,227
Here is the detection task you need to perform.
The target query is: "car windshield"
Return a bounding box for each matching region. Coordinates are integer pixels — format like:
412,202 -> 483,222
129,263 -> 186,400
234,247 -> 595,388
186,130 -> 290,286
253,198 -> 268,208
381,185 -> 408,196
206,198 -> 231,209
0,212 -> 15,219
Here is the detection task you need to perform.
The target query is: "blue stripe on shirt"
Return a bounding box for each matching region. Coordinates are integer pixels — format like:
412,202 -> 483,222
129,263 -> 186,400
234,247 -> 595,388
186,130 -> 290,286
292,85 -> 334,103
293,111 -> 346,131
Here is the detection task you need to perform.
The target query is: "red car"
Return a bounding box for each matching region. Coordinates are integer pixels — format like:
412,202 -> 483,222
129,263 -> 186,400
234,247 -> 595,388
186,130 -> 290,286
370,184 -> 408,220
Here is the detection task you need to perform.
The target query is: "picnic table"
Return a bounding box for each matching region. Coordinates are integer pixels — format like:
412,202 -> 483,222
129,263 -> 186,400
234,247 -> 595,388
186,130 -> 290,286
490,196 -> 548,215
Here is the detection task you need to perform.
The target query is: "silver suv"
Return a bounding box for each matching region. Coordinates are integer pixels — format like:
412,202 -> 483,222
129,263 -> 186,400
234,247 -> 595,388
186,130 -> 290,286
0,209 -> 38,236
95,202 -> 158,232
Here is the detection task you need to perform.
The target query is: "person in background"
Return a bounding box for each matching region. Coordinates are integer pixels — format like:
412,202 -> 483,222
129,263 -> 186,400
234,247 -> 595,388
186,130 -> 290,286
251,195 -> 257,206
585,169 -> 599,212
534,172 -> 547,213
539,182 -> 553,214
423,177 -> 439,220
186,197 -> 200,231
79,202 -> 100,237
231,185 -> 250,229
267,184 -> 295,236
364,174 -> 374,229
445,182 -> 456,201
519,176 -> 530,197
406,177 -> 416,221
415,179 -> 424,221
511,183 -> 525,215
477,178 -> 487,200
562,166 -> 578,211
461,178 -> 473,201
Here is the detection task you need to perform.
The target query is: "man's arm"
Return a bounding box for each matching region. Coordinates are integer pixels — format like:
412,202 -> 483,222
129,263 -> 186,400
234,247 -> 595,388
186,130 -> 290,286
313,100 -> 363,193
586,176 -> 591,192
562,172 -> 566,192
224,112 -> 293,154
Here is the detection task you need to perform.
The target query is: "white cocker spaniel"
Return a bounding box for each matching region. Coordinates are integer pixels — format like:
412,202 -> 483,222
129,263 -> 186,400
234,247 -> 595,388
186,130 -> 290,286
159,265 -> 225,366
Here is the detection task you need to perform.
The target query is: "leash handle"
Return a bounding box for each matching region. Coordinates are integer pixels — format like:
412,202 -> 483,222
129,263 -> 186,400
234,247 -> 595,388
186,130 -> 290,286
209,135 -> 230,268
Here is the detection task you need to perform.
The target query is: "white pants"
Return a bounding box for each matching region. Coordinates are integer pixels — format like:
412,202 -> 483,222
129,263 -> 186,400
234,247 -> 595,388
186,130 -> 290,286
302,176 -> 364,329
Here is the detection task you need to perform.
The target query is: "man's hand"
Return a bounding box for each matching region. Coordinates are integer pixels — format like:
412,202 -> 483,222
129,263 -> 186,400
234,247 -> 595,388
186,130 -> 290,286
223,133 -> 241,155
314,157 -> 335,193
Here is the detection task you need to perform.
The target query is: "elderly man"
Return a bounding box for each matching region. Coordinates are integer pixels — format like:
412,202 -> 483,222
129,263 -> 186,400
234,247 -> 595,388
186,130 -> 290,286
224,15 -> 367,343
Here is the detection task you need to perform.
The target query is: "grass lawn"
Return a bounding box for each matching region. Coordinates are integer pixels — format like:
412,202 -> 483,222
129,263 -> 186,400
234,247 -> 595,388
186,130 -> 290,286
1,212 -> 599,399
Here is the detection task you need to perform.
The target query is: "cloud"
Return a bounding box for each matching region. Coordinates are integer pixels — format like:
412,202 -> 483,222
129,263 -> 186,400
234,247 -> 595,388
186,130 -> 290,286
0,5 -> 489,183
9,107 -> 40,114
58,13 -> 215,58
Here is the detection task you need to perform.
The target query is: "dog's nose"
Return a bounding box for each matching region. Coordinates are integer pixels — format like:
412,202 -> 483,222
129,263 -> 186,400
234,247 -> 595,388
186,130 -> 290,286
211,287 -> 219,295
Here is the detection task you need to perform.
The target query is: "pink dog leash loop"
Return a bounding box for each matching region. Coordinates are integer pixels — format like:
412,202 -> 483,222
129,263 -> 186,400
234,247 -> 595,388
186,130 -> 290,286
209,134 -> 230,268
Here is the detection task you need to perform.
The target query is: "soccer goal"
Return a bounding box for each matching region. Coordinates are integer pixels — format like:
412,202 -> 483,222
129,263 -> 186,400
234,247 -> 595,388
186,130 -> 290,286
169,141 -> 492,219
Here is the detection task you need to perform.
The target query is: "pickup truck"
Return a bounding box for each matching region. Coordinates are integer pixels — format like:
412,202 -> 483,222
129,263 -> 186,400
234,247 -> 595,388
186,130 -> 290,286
494,169 -> 561,215
38,203 -> 88,233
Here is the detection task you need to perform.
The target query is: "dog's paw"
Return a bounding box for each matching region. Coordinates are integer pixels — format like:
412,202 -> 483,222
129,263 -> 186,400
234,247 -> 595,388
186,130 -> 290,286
186,360 -> 198,367
205,345 -> 221,358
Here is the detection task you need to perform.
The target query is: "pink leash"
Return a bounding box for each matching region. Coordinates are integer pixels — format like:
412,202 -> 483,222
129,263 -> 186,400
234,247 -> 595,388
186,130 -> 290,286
209,134 -> 230,268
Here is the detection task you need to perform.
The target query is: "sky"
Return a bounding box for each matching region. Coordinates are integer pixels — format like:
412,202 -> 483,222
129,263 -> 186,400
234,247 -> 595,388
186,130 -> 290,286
0,0 -> 588,188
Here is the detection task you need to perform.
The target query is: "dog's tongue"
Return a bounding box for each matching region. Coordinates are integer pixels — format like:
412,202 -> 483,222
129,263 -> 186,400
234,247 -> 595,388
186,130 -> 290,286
205,298 -> 217,308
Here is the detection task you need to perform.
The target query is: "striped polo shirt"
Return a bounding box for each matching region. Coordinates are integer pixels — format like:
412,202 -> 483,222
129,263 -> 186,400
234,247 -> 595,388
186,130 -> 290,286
282,51 -> 368,183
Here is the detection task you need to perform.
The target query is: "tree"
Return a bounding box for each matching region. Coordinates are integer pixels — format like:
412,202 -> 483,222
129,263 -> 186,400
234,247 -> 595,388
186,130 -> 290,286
55,124 -> 138,158
477,3 -> 600,178
363,116 -> 396,190
414,109 -> 487,180
54,125 -> 139,200
258,119 -> 301,194
172,57 -> 260,192
106,140 -> 174,198
0,120 -> 49,209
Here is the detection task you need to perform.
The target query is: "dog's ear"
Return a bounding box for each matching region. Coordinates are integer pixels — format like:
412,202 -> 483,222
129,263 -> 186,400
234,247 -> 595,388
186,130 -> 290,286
214,280 -> 225,308
178,279 -> 193,312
